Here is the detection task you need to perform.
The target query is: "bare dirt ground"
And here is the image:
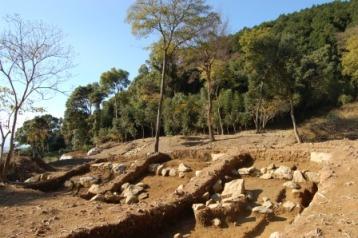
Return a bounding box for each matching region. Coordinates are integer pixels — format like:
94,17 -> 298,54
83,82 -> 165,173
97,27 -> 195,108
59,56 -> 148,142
0,128 -> 357,238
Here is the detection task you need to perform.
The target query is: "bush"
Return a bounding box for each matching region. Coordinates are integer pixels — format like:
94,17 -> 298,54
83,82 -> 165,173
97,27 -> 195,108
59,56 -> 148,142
338,94 -> 354,105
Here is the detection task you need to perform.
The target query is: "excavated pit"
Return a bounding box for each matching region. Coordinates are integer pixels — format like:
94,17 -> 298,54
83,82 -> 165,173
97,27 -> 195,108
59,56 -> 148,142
56,149 -> 319,238
11,148 -> 320,238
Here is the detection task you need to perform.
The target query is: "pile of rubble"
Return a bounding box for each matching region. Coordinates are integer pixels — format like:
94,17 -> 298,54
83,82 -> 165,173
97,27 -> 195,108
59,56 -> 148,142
148,162 -> 192,178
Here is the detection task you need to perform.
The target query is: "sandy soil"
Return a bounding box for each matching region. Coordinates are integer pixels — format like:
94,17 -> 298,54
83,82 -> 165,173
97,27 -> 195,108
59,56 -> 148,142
0,129 -> 357,238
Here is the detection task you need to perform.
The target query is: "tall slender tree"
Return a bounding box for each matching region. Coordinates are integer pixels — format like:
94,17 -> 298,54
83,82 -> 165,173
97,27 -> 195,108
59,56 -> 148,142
127,0 -> 218,152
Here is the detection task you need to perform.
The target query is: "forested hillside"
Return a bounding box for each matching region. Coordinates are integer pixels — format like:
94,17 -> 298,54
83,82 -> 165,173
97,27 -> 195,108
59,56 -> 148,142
19,0 -> 358,151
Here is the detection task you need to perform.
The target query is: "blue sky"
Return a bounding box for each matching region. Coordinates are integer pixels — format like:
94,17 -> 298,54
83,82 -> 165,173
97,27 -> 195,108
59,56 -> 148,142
0,0 -> 332,120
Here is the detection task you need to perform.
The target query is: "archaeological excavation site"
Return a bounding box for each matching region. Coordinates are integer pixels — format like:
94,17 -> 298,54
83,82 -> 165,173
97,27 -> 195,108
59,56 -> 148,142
1,133 -> 357,238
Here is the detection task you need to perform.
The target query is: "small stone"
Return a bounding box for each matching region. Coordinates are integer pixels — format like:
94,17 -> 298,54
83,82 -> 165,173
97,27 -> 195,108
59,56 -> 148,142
208,203 -> 221,209
64,180 -> 74,189
262,197 -> 270,202
267,163 -> 276,170
212,218 -> 222,227
125,194 -> 139,204
282,201 -> 296,211
88,184 -> 100,194
148,163 -> 160,173
206,199 -> 216,206
169,168 -> 177,177
138,192 -> 149,200
90,194 -> 105,202
238,166 -> 255,175
192,203 -> 205,211
260,173 -> 272,180
310,152 -> 332,163
212,179 -> 223,193
263,200 -> 273,208
135,182 -> 148,189
211,153 -> 228,161
195,170 -> 202,177
178,172 -> 185,178
156,164 -> 165,175
202,192 -> 210,200
87,147 -> 101,156
173,233 -> 182,238
269,231 -> 283,238
211,193 -> 221,202
175,184 -> 184,195
293,170 -> 306,183
122,184 -> 144,197
246,191 -> 254,201
79,176 -> 99,188
304,171 -> 320,183
112,163 -> 126,174
273,166 -> 292,180
121,182 -> 130,191
260,167 -> 267,174
178,163 -> 191,172
283,181 -> 300,189
161,168 -> 169,176
221,179 -> 245,199
252,206 -> 273,214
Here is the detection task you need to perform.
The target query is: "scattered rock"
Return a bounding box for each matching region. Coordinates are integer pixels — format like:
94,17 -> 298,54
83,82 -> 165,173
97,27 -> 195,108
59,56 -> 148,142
88,184 -> 100,194
125,194 -> 139,204
169,168 -> 177,177
202,192 -> 210,200
195,170 -> 202,177
25,175 -> 40,183
135,182 -> 148,189
211,193 -> 221,202
175,184 -> 184,195
303,228 -> 323,238
260,172 -> 272,180
112,163 -> 126,174
161,168 -> 169,176
269,231 -> 283,238
64,180 -> 74,190
212,218 -> 222,227
282,201 -> 296,211
310,152 -> 332,164
59,154 -> 73,160
173,233 -> 182,238
121,182 -> 130,191
260,167 -> 267,174
304,171 -> 320,183
267,163 -> 276,170
178,163 -> 191,172
238,166 -> 255,175
192,203 -> 205,211
156,164 -> 165,175
221,179 -> 245,199
293,170 -> 306,183
90,194 -> 105,202
252,206 -> 273,214
283,181 -> 300,189
263,200 -> 273,208
178,172 -> 185,178
212,179 -> 223,193
79,176 -> 99,188
87,147 -> 101,156
211,153 -> 228,161
138,192 -> 149,200
122,184 -> 144,197
148,163 -> 160,173
273,166 -> 293,180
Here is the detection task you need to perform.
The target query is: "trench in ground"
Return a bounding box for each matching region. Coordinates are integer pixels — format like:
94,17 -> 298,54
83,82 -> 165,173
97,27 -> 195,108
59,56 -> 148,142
148,154 -> 320,238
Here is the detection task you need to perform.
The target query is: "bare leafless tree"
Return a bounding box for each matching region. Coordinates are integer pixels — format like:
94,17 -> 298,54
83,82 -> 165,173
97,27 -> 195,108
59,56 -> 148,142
0,15 -> 73,180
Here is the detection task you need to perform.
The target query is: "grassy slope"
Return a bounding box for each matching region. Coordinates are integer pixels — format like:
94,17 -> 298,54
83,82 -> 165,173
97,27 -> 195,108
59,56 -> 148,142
300,102 -> 358,142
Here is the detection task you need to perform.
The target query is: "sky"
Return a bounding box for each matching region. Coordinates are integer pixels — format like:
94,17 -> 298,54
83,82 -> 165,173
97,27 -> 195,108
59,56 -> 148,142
0,0 -> 332,122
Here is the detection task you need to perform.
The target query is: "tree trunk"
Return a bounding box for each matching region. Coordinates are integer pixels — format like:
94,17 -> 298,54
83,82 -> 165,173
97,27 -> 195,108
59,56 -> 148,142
2,108 -> 18,180
233,123 -> 237,134
142,125 -> 145,139
114,92 -> 119,120
255,81 -> 264,134
217,107 -> 224,135
289,99 -> 302,143
154,52 -> 167,152
206,69 -> 215,142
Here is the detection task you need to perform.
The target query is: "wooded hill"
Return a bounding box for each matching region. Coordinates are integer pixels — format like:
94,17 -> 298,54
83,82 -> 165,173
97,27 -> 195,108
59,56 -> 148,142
18,0 -> 358,153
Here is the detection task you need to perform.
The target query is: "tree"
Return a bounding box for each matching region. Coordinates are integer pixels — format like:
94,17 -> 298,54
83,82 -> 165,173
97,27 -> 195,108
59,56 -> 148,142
342,34 -> 358,94
127,0 -> 217,152
0,15 -> 72,180
187,19 -> 227,141
100,68 -> 129,119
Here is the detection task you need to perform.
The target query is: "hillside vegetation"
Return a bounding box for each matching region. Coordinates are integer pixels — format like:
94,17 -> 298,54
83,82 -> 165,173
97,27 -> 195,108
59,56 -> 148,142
16,1 -> 358,154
